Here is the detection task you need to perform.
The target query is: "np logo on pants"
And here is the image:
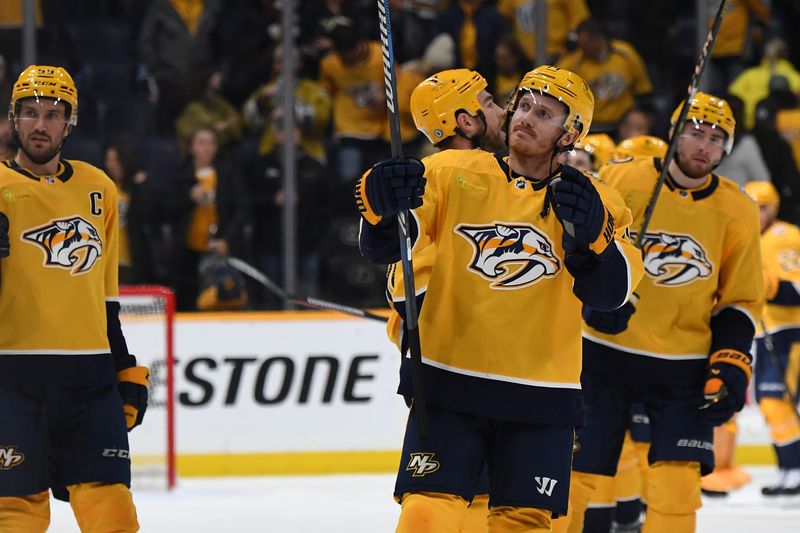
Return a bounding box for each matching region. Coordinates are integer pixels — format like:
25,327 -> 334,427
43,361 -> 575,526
535,476 -> 558,496
0,446 -> 25,470
406,453 -> 440,477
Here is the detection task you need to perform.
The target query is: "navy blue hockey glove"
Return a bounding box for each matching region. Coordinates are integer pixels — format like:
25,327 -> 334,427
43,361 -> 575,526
582,294 -> 638,334
0,212 -> 9,258
355,157 -> 426,225
699,350 -> 751,426
551,165 -> 614,257
117,366 -> 150,431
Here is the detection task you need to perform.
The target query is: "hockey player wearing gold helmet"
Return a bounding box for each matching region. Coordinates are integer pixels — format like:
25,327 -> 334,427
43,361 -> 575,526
0,66 -> 146,532
553,92 -> 764,533
745,181 -> 800,497
356,65 -> 643,532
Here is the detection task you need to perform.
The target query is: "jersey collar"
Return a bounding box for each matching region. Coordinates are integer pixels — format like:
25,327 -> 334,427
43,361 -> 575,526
4,158 -> 74,184
494,151 -> 556,192
654,157 -> 718,201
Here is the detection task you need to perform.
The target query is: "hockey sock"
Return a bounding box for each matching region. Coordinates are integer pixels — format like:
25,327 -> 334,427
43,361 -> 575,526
633,441 -> 650,504
0,491 -> 50,533
68,482 -> 139,533
459,493 -> 488,533
759,397 -> 800,458
643,461 -> 701,533
551,470 -> 605,533
396,491 -> 467,533
488,506 -> 551,532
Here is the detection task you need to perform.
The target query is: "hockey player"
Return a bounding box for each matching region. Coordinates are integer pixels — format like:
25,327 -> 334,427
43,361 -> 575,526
0,66 -> 147,532
745,180 -> 800,496
356,65 -> 644,532
553,92 -> 764,533
563,133 -> 615,175
387,68 -> 505,533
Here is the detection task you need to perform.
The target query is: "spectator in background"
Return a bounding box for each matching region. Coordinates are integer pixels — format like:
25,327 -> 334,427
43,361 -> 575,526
716,95 -> 771,187
246,117 -> 330,309
169,127 -> 247,310
298,0 -> 372,77
0,54 -> 11,108
0,113 -> 14,161
497,0 -> 589,64
138,0 -> 224,134
318,16 -> 389,183
558,18 -> 652,135
176,71 -> 244,153
243,45 -> 331,165
616,105 -> 654,142
729,37 -> 800,130
103,137 -> 156,284
493,35 -> 532,107
436,0 -> 506,93
708,0 -> 770,96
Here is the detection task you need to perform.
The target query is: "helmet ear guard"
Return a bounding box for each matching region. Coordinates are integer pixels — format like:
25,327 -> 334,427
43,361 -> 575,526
10,65 -> 78,126
670,92 -> 735,154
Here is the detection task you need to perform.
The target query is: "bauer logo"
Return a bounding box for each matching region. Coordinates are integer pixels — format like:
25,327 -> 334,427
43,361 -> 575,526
534,476 -> 558,496
676,439 -> 713,451
406,453 -> 440,477
22,215 -> 103,275
633,230 -> 713,286
0,446 -> 25,470
455,222 -> 561,289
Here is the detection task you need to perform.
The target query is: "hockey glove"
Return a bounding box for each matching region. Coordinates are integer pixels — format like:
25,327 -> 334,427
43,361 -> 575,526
551,165 -> 614,257
699,350 -> 752,426
355,157 -> 426,225
582,294 -> 638,334
0,212 -> 9,258
117,366 -> 150,431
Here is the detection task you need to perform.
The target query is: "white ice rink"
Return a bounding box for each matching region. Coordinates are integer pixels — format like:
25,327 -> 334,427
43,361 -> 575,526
46,466 -> 800,532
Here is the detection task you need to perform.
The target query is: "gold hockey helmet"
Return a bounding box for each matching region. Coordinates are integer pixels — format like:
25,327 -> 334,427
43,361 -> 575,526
10,65 -> 78,126
506,65 -> 594,146
574,133 -> 616,169
744,181 -> 780,208
614,135 -> 668,160
410,69 -> 487,145
671,92 -> 734,154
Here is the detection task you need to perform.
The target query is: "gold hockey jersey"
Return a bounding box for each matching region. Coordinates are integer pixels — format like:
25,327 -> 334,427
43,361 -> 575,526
0,159 -> 120,384
760,220 -> 800,332
382,149 -> 643,425
588,157 -> 765,359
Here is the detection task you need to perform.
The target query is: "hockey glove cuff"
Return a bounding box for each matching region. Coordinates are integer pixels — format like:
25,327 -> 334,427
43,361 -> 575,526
355,157 -> 426,225
0,212 -> 9,258
117,366 -> 150,431
582,294 -> 638,334
700,350 -> 751,426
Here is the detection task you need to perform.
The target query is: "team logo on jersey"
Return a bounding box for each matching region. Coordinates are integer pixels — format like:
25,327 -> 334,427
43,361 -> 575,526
22,216 -> 103,275
455,222 -> 561,289
633,231 -> 713,286
406,453 -> 440,477
0,446 -> 25,470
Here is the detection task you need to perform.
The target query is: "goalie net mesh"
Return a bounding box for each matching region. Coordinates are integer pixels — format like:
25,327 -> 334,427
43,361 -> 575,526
119,285 -> 176,490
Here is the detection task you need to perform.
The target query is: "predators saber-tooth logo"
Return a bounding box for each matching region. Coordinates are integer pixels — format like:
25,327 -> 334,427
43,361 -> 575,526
633,230 -> 713,286
23,216 -> 103,275
0,446 -> 25,470
456,222 -> 561,289
406,453 -> 440,477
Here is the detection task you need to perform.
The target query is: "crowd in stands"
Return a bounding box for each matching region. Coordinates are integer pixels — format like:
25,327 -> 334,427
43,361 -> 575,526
0,0 -> 798,311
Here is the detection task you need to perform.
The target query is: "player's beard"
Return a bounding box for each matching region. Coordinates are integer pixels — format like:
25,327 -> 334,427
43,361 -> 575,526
19,135 -> 63,165
479,127 -> 506,153
675,152 -> 715,180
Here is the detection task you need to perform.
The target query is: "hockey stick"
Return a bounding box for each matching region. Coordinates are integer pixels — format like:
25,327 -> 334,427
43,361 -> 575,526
635,0 -> 731,247
760,321 -> 800,421
226,256 -> 388,323
377,0 -> 428,438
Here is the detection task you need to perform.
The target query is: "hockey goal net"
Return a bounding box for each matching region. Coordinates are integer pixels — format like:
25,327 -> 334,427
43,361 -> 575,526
119,285 -> 176,490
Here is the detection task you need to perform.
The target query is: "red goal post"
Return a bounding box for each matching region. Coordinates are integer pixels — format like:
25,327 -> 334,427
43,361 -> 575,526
119,285 -> 176,490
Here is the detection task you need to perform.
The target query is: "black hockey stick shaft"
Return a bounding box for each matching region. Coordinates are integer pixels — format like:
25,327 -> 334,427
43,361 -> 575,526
761,321 -> 800,421
377,0 -> 427,438
635,0 -> 730,248
226,257 -> 388,323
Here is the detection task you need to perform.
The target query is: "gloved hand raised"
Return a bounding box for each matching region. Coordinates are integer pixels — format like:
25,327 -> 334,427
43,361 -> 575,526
551,165 -> 613,257
699,350 -> 751,426
355,157 -> 426,225
582,294 -> 638,334
117,366 -> 150,431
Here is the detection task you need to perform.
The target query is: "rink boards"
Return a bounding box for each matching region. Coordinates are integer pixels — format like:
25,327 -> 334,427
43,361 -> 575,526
123,310 -> 775,477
